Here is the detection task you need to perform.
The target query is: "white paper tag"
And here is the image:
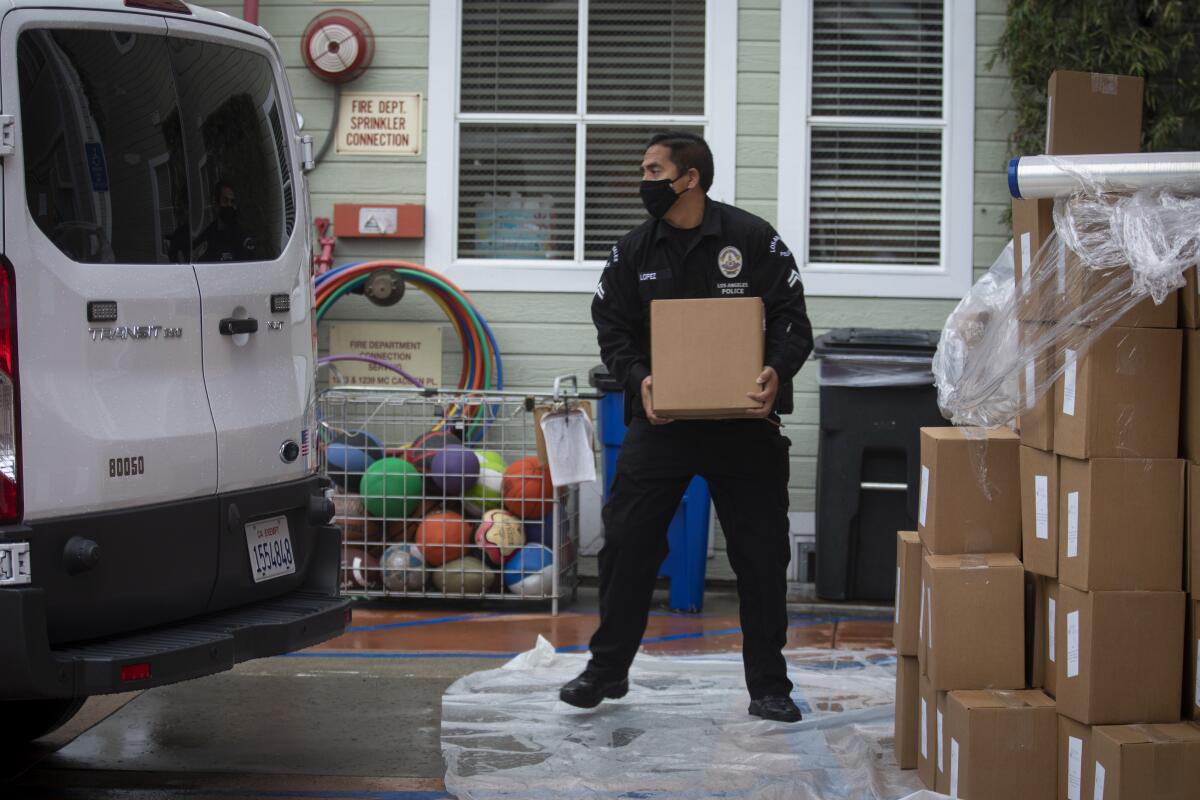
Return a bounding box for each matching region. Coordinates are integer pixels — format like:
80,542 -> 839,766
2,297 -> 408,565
1049,597 -> 1057,663
1067,491 -> 1080,558
1094,761 -> 1106,800
1067,610 -> 1080,678
1035,475 -> 1049,540
919,465 -> 930,527
1020,232 -> 1031,278
539,410 -> 596,487
950,737 -> 960,799
926,586 -> 933,648
937,710 -> 945,772
895,567 -> 902,624
1063,350 -> 1078,416
919,579 -> 926,643
1067,736 -> 1083,800
1025,360 -> 1037,409
920,699 -> 928,759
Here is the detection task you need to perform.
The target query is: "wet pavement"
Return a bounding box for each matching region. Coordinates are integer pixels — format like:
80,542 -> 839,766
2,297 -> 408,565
2,588 -> 894,799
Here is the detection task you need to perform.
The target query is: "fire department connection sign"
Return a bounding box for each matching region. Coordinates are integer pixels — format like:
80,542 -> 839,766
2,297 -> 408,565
327,322 -> 442,388
336,93 -> 422,155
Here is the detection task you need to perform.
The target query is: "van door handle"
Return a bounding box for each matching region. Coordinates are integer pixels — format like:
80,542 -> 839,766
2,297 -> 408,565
219,317 -> 258,336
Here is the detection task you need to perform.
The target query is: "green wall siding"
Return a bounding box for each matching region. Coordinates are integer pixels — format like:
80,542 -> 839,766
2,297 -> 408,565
201,0 -> 1015,581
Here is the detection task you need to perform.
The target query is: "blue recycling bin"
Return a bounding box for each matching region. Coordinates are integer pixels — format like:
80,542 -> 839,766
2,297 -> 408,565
591,366 -> 711,612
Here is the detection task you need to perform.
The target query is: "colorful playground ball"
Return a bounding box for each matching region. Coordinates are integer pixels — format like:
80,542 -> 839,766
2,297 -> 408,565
431,556 -> 496,595
405,430 -> 463,472
474,509 -> 526,566
502,544 -> 555,596
324,443 -> 375,493
329,429 -> 385,461
501,456 -> 554,519
463,450 -> 507,516
429,445 -> 481,495
341,545 -> 382,591
415,510 -> 470,566
360,457 -> 424,520
381,543 -> 426,592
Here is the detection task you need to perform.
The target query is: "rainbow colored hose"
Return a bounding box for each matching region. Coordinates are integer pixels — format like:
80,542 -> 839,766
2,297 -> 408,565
315,261 -> 503,440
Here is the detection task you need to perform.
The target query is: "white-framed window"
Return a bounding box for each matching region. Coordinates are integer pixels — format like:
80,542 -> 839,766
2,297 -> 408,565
427,0 -> 738,293
776,0 -> 975,299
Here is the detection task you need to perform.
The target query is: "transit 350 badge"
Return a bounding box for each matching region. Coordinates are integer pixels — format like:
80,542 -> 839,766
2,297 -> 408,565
718,246 -> 743,278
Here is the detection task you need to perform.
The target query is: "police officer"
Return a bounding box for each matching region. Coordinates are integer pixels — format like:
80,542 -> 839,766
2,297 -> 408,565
559,132 -> 813,722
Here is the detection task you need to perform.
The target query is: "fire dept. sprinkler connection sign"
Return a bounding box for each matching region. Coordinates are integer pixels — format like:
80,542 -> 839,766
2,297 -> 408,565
327,322 -> 442,388
336,93 -> 422,156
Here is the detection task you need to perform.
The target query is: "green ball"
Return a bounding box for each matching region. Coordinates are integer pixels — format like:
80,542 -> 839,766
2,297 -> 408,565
361,458 -> 424,519
464,450 -> 507,516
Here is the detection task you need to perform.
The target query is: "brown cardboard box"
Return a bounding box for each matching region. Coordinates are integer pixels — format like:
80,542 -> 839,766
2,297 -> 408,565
1091,723 -> 1200,799
922,553 -> 1025,691
1059,715 -> 1094,800
1182,265 -> 1200,329
1028,573 -> 1044,689
1012,199 -> 1056,325
1189,464 -> 1200,593
944,690 -> 1057,800
895,656 -> 920,770
1184,330 -> 1200,463
1046,71 -> 1143,156
918,427 -> 1021,555
1018,322 -> 1056,449
649,297 -> 763,418
1056,585 -> 1185,725
1053,326 -> 1182,460
1011,204 -> 1175,330
1187,600 -> 1199,721
1021,446 -> 1059,578
895,532 -> 921,655
1057,457 -> 1184,592
918,673 -> 937,789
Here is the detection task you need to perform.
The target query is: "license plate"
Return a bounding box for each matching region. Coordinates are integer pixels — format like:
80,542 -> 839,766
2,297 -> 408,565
245,515 -> 296,583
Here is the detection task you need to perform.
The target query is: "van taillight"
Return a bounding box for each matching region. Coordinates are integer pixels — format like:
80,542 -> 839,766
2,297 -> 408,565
0,263 -> 20,523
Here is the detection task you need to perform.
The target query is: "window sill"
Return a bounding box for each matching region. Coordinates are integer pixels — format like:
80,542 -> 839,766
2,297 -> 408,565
438,260 -> 605,293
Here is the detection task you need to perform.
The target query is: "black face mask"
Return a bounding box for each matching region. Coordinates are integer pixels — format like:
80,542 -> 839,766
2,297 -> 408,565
640,174 -> 688,219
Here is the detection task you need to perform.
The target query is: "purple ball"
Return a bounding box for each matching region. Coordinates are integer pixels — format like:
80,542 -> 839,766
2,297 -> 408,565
429,446 -> 480,496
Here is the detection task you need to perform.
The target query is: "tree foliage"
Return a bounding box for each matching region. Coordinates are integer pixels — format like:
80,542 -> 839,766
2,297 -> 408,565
993,0 -> 1200,158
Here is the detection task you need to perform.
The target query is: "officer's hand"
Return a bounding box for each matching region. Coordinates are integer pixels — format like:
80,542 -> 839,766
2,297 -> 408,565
642,375 -> 673,425
746,366 -> 779,418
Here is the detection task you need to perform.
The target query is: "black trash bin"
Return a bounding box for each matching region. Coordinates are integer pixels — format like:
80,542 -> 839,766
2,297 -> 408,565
813,329 -> 949,601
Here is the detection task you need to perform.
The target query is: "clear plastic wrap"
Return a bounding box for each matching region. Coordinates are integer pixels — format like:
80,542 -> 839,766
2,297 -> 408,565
442,636 -> 923,800
934,172 -> 1200,429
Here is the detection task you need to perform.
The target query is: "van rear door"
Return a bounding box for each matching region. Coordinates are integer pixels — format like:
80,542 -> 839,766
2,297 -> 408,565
163,21 -> 314,496
1,12 -> 218,521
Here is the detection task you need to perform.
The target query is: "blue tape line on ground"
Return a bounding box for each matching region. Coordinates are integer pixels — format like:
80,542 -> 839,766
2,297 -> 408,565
285,651 -> 516,660
347,612 -> 506,632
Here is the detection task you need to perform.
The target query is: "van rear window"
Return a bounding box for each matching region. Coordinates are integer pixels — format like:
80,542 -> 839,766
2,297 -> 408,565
17,29 -> 295,265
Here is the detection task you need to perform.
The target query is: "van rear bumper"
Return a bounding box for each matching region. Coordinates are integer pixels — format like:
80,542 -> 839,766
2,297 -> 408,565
0,581 -> 350,700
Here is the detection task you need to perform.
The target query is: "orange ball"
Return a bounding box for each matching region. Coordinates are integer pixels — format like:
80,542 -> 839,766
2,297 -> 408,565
415,510 -> 470,566
501,456 -> 554,519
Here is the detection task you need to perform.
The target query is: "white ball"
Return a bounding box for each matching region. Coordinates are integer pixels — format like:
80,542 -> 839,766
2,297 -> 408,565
382,543 -> 425,591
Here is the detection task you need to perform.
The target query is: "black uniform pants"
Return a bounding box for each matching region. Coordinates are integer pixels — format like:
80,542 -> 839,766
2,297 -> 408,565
587,417 -> 794,699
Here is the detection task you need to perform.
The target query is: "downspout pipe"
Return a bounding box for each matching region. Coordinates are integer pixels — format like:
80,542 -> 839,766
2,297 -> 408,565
244,0 -> 258,25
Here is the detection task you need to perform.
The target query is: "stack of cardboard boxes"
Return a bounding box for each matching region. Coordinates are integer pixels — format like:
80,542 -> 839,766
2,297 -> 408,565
893,71 -> 1200,799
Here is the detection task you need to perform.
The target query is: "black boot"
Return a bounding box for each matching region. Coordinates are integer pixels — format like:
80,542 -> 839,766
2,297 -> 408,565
559,670 -> 629,709
748,695 -> 803,722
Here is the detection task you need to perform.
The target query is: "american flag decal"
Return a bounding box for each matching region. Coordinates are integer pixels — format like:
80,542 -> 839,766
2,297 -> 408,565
300,428 -> 310,457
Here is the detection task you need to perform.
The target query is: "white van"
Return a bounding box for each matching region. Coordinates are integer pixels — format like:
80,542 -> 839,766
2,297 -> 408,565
0,0 -> 348,743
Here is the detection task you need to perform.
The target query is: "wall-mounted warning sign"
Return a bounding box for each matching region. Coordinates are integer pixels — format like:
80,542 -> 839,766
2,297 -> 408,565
336,93 -> 422,156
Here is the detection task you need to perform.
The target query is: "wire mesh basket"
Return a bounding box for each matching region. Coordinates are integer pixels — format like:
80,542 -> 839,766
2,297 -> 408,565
316,383 -> 583,614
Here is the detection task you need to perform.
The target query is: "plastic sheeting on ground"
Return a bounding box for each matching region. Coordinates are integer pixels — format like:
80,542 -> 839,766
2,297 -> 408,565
441,637 -> 925,800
